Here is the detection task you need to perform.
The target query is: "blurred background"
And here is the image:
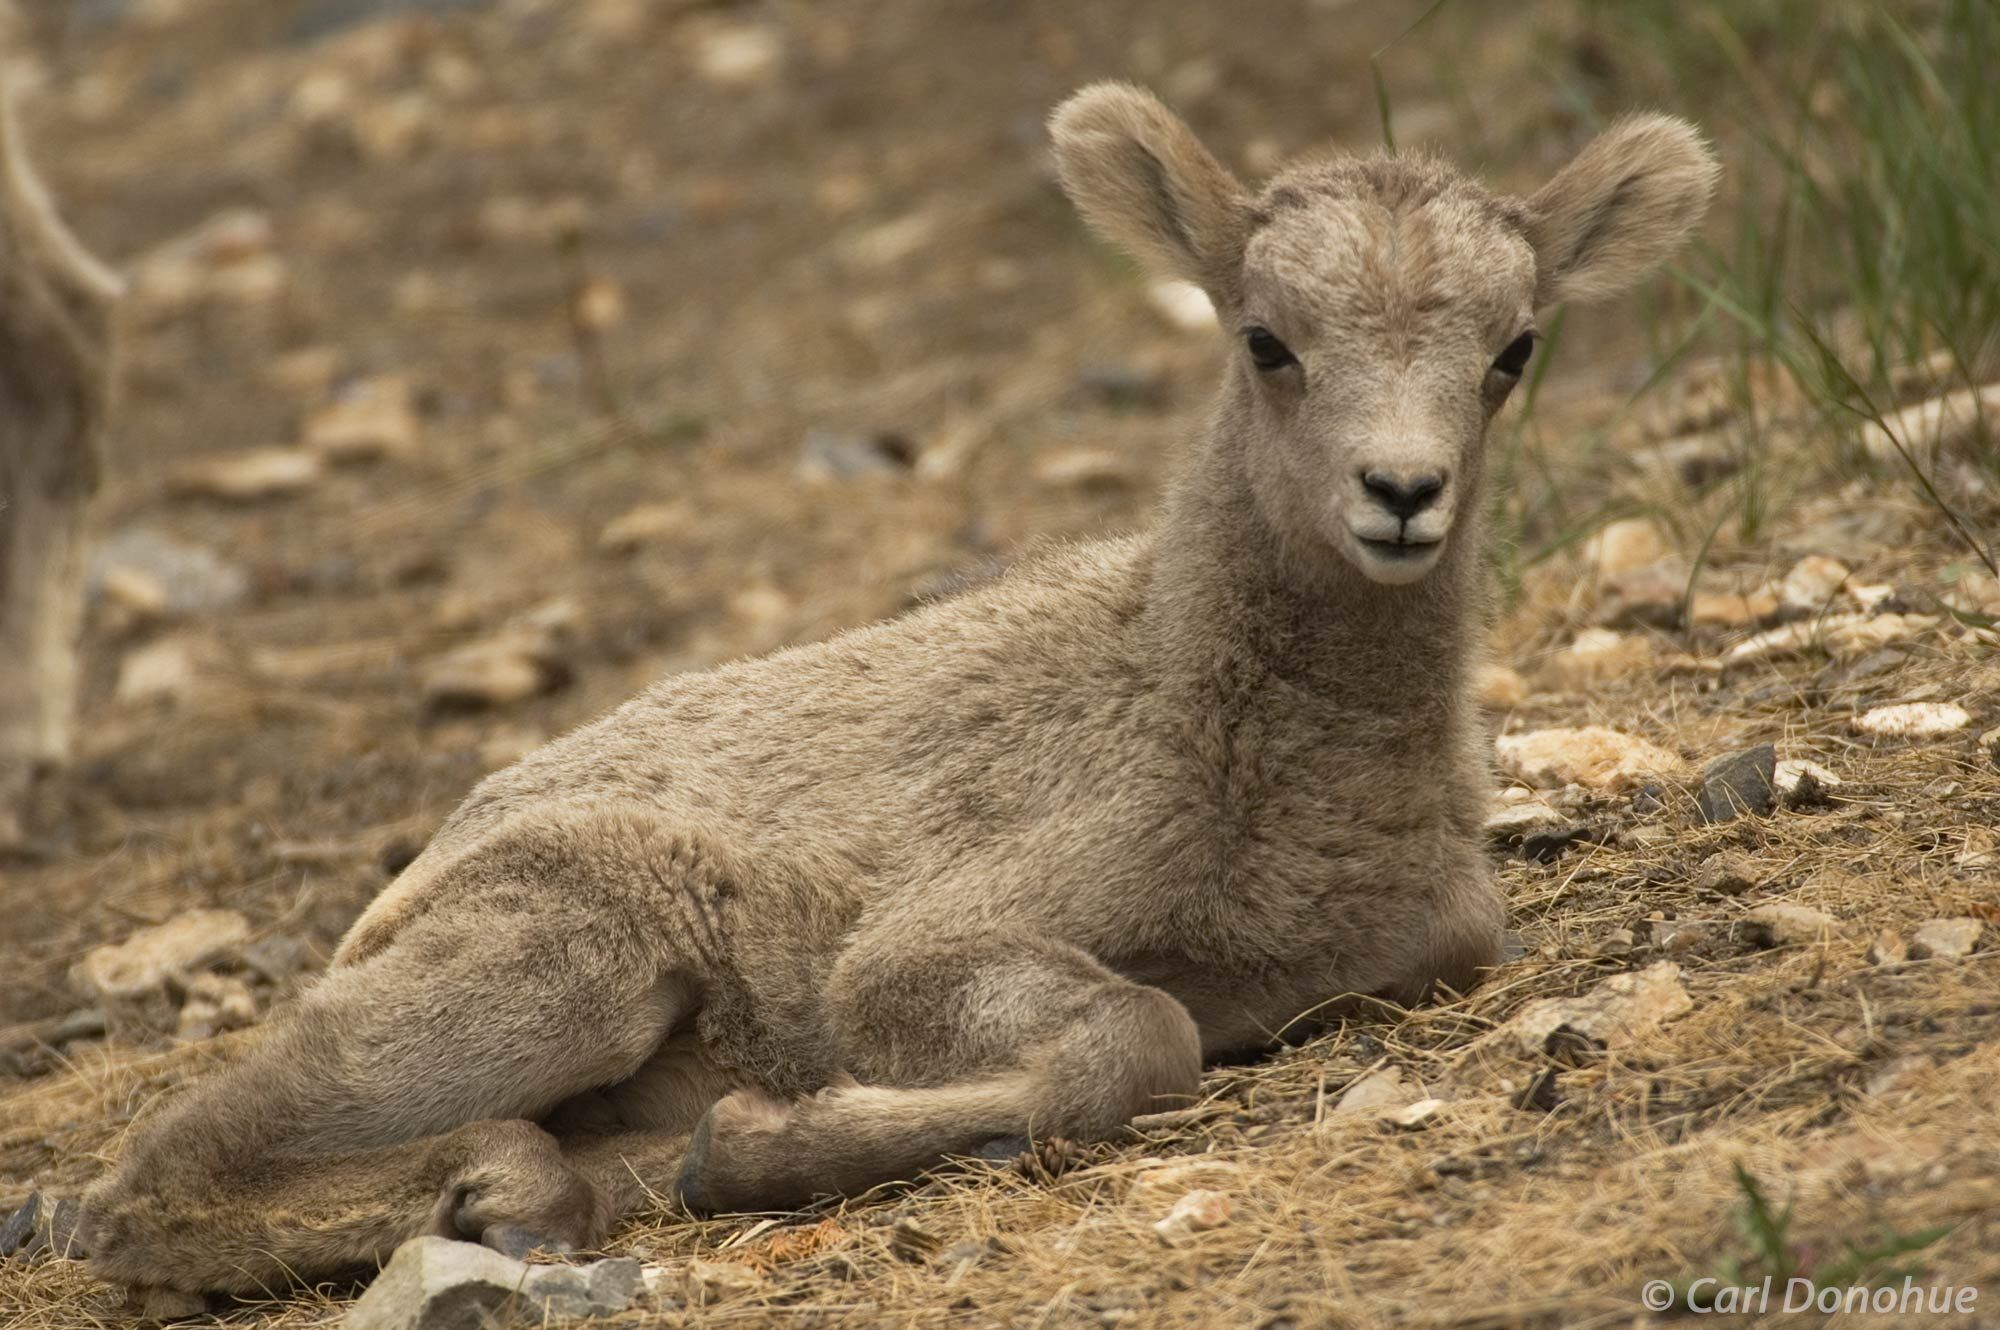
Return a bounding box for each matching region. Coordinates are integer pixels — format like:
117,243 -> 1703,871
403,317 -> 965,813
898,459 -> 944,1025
2,1 -> 1997,1319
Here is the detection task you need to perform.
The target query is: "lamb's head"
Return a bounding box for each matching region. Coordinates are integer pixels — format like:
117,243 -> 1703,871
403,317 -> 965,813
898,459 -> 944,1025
1050,84 -> 1719,586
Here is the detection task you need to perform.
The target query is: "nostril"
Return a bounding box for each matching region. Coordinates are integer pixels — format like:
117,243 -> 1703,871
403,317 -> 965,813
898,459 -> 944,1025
1361,471 -> 1447,521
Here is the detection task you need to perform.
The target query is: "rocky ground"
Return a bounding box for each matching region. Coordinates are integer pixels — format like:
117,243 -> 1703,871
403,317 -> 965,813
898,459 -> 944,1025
2,1 -> 1998,1326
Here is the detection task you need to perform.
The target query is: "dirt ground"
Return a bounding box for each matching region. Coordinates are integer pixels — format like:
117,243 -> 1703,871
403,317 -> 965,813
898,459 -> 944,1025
3,1 -> 1998,1326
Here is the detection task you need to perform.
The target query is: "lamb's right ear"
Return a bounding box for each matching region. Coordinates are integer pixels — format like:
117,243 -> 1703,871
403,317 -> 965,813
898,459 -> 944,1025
1050,83 -> 1250,309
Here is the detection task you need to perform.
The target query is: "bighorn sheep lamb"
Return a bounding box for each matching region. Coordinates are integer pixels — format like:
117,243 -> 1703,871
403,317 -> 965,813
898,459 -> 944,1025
82,84 -> 1716,1297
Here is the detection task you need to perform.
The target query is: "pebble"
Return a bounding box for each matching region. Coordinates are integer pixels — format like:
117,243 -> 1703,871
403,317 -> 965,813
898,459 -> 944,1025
1544,628 -> 1651,689
1330,1066 -> 1411,1117
1865,930 -> 1908,966
692,23 -> 782,87
1696,744 -> 1776,823
1146,278 -> 1218,333
1696,853 -> 1761,896
1153,1189 -> 1232,1246
1779,555 -> 1851,612
795,428 -> 914,481
175,972 -> 259,1041
1741,902 -> 1839,947
599,501 -> 695,554
304,377 -> 420,463
1475,663 -> 1528,710
1500,962 -> 1692,1056
1585,519 -> 1669,578
1032,448 -> 1128,490
1908,917 -> 1985,960
1853,702 -> 1972,738
173,447 -> 322,502
70,909 -> 250,1006
1593,926 -> 1636,958
1378,1098 -> 1448,1131
1688,587 -> 1781,629
89,530 -> 249,621
1495,726 -> 1687,794
346,1237 -> 642,1329
114,634 -> 224,706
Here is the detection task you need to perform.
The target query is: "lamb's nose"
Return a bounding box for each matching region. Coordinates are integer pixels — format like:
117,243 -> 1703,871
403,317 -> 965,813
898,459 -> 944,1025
1361,471 -> 1445,521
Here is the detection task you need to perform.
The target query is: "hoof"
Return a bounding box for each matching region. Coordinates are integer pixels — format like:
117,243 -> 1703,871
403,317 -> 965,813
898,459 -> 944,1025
674,1089 -> 795,1216
672,1108 -> 719,1216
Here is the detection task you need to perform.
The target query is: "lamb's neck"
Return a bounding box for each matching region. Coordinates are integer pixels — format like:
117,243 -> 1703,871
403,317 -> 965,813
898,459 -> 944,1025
1140,411 -> 1480,721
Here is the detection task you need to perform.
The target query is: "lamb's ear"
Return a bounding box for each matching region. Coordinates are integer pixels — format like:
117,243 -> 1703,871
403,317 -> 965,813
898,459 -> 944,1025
1050,82 -> 1250,308
1520,114 -> 1719,307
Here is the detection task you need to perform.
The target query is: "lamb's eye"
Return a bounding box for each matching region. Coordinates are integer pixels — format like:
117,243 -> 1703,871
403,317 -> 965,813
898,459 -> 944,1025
1491,332 -> 1536,378
1244,326 -> 1297,372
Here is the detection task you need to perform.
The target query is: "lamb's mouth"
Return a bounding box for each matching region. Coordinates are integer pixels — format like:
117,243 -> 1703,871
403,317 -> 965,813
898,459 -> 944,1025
1357,536 -> 1441,562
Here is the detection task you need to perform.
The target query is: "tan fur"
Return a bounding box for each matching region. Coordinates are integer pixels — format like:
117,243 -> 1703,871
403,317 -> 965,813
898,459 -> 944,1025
82,85 -> 1715,1296
0,74 -> 123,847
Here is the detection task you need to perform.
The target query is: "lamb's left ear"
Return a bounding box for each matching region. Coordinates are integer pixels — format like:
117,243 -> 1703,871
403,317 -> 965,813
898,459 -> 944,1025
1049,82 -> 1251,310
1520,114 -> 1720,307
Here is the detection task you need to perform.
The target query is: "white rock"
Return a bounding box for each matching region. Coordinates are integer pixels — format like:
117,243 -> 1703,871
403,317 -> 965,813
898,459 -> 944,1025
1153,1189 -> 1232,1246
1727,613 -> 1937,664
1330,1066 -> 1411,1118
1853,702 -> 1972,738
70,910 -> 250,1004
1742,902 -> 1839,946
1544,628 -> 1651,688
346,1236 -> 642,1330
114,635 -> 221,705
174,447 -> 322,502
599,502 -> 694,553
1856,382 -> 2000,461
1495,726 -> 1687,793
1146,279 -> 1218,333
304,377 -> 420,463
1584,519 -> 1669,578
1379,1097 -> 1448,1130
693,23 -> 782,87
1499,962 -> 1692,1056
1779,555 -> 1851,611
1908,917 -> 1985,960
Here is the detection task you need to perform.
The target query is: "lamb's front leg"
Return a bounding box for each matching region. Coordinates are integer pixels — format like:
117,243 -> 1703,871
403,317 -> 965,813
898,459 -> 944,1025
674,930 -> 1201,1213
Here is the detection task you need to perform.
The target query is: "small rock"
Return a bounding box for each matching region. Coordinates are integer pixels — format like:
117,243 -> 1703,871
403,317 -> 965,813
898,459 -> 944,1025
71,909 -> 251,1005
422,640 -> 569,711
599,502 -> 694,554
304,377 -> 420,463
115,635 -> 224,706
1153,1189 -> 1232,1245
573,277 -> 626,331
1688,587 -> 1781,629
685,1257 -> 765,1306
1593,560 -> 1686,629
1379,1098 -> 1448,1131
1032,448 -> 1128,490
175,973 -> 259,1041
1854,702 -> 1972,738
1773,759 -> 1841,808
1146,278 -> 1217,333
1544,628 -> 1651,689
173,448 -> 322,502
692,22 -> 782,87
1330,1066 -> 1411,1117
1593,926 -> 1636,958
795,428 -> 914,481
345,1237 -> 641,1330
1697,744 -> 1776,824
0,1193 -> 84,1262
1741,902 -> 1839,947
1956,827 -> 1998,870
1475,663 -> 1528,710
1495,726 -> 1687,794
1865,930 -> 1908,966
1483,800 -> 1568,842
1908,917 -> 1985,960
1500,962 -> 1692,1056
1584,519 -> 1669,578
89,530 -> 250,621
1646,918 -> 1710,955
1696,853 -> 1761,896
1727,613 -> 1937,665
1779,555 -> 1851,612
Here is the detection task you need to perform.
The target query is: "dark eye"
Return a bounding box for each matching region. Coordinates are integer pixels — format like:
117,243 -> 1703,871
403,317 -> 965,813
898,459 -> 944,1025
1491,332 -> 1536,378
1244,326 -> 1297,372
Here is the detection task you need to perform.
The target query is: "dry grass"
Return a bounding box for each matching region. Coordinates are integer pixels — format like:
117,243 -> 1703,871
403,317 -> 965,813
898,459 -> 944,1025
4,1 -> 1999,1326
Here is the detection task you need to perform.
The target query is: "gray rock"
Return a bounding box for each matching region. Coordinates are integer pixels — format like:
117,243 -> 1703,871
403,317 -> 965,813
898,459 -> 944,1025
89,528 -> 250,617
1908,917 -> 1985,960
346,1237 -> 641,1330
795,428 -> 914,481
1697,744 -> 1776,823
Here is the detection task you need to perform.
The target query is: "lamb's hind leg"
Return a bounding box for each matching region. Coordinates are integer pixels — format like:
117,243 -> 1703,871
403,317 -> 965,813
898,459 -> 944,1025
675,930 -> 1201,1213
83,904 -> 687,1296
